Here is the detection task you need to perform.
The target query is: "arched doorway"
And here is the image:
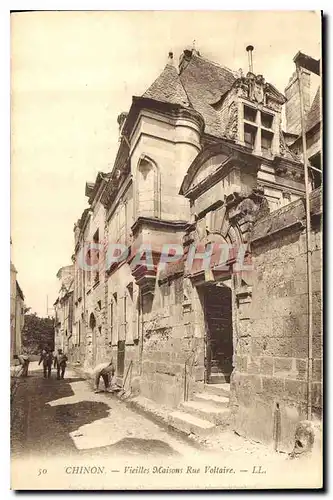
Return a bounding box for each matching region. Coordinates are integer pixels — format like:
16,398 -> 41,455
89,312 -> 97,367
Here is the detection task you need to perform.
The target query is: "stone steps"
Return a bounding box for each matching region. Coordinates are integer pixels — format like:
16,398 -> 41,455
204,383 -> 231,398
168,383 -> 231,436
193,392 -> 229,408
168,410 -> 216,436
180,400 -> 230,425
209,373 -> 231,383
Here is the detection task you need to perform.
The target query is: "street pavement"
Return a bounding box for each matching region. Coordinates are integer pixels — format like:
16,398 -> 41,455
11,362 -> 200,460
10,363 -> 322,490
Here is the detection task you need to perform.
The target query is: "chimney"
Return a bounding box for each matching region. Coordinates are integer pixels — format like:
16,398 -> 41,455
246,45 -> 254,73
167,51 -> 174,66
284,68 -> 311,135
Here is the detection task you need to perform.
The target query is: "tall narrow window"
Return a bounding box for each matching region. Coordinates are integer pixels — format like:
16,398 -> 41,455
93,229 -> 99,284
137,155 -> 161,218
124,294 -> 127,340
110,301 -> 114,344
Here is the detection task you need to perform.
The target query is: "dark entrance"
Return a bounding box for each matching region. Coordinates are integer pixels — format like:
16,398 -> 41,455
117,340 -> 125,378
89,313 -> 97,367
203,283 -> 233,384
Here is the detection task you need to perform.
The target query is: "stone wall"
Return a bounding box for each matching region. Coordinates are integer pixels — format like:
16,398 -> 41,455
138,274 -> 205,407
285,69 -> 311,136
232,189 -> 322,451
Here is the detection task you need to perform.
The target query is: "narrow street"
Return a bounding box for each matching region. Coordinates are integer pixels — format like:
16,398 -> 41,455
11,362 -> 199,460
10,363 -> 321,490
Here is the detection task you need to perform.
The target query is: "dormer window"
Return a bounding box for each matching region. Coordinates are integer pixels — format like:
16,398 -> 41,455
243,104 -> 275,156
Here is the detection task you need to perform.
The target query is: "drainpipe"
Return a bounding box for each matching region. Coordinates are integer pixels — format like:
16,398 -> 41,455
295,62 -> 313,421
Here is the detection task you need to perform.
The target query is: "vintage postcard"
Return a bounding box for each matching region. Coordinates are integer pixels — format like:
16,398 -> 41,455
10,10 -> 323,490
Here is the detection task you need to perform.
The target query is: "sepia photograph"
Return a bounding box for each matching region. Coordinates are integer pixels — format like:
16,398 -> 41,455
10,10 -> 322,490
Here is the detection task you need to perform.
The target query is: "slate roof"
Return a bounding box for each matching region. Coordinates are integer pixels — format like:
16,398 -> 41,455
143,61 -> 191,107
179,53 -> 236,137
306,86 -> 321,133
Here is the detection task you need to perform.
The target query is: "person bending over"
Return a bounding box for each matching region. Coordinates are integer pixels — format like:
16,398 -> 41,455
93,359 -> 115,393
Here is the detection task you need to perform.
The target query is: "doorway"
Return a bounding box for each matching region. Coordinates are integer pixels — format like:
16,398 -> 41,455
117,340 -> 125,378
202,283 -> 233,384
89,313 -> 97,367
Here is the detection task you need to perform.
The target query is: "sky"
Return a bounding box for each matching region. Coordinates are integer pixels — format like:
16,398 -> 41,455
10,10 -> 321,316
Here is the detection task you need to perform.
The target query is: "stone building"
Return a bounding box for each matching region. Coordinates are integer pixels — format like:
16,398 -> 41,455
61,47 -> 322,450
54,265 -> 74,352
10,261 -> 25,360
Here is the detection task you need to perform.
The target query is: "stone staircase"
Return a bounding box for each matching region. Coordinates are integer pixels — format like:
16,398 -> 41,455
169,383 -> 231,436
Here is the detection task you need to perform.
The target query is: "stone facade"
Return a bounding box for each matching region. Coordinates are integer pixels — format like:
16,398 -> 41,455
56,48 -> 322,449
10,261 -> 25,360
54,265 -> 74,353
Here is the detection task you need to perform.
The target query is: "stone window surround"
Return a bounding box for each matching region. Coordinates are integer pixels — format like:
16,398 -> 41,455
237,99 -> 280,158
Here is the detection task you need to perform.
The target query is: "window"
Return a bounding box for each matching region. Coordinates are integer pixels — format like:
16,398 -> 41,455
93,229 -> 99,284
244,124 -> 257,149
243,105 -> 275,155
261,130 -> 273,154
244,105 -> 257,123
124,294 -> 127,338
110,301 -> 114,343
110,293 -> 117,345
137,155 -> 161,219
261,112 -> 274,129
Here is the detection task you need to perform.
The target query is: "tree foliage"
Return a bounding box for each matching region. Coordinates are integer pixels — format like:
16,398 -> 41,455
22,313 -> 54,355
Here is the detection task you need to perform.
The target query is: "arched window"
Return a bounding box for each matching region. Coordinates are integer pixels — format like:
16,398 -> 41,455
136,155 -> 161,218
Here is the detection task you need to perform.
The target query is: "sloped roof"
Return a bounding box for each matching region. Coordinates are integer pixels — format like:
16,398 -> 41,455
306,86 -> 321,133
16,281 -> 24,301
143,60 -> 191,107
180,52 -> 236,137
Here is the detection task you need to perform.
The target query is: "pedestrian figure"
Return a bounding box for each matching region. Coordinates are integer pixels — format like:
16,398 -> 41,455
39,348 -> 53,378
13,353 -> 30,377
93,359 -> 115,393
54,349 -> 68,380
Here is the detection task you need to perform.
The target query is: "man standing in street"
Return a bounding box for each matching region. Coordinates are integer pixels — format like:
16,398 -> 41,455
39,347 -> 53,378
54,349 -> 68,380
93,359 -> 115,393
13,353 -> 30,377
